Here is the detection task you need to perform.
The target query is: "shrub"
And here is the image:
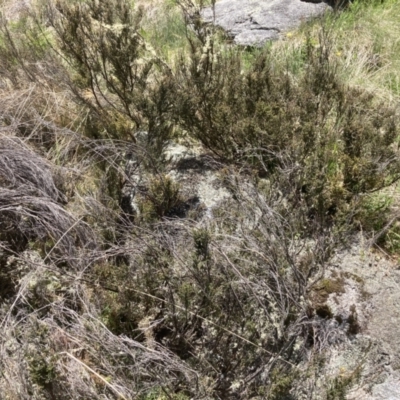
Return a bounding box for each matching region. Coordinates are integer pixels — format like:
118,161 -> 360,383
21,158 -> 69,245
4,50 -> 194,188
173,24 -> 400,224
42,0 -> 176,163
137,175 -> 183,221
0,0 -> 398,398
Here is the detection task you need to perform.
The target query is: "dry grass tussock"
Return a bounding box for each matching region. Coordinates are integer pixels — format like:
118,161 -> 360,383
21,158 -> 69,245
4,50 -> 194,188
0,0 -> 399,399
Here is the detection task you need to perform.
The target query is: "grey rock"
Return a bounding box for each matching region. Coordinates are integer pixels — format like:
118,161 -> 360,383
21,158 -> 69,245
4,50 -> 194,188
325,239 -> 400,399
372,375 -> 400,400
202,0 -> 330,46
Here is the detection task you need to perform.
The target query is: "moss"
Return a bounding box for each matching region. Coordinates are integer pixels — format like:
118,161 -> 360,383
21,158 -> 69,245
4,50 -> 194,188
29,354 -> 57,388
268,367 -> 297,400
311,277 -> 346,306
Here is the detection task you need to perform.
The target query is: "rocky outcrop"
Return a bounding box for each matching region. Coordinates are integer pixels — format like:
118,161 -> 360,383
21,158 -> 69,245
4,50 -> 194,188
202,0 -> 330,46
320,240 -> 400,399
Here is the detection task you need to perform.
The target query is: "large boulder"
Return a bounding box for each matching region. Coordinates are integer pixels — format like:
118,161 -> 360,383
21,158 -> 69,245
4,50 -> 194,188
202,0 -> 330,46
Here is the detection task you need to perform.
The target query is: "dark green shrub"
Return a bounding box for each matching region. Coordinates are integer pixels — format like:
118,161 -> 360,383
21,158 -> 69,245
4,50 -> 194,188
29,354 -> 57,388
138,175 -> 182,221
192,228 -> 211,258
173,26 -> 400,224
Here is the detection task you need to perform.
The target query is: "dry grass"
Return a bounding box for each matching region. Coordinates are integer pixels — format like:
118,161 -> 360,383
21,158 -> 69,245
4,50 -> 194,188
0,0 -> 398,399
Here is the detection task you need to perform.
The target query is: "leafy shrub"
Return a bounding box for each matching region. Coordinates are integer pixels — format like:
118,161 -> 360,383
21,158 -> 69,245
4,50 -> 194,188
87,183 -> 343,398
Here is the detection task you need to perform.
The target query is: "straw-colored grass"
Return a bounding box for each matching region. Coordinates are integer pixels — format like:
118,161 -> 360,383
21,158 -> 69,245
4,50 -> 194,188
0,0 -> 399,399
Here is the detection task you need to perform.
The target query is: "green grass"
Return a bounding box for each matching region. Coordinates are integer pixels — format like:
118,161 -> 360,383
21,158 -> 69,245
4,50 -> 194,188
329,0 -> 400,98
270,0 -> 400,100
70,0 -> 400,101
141,1 -> 189,59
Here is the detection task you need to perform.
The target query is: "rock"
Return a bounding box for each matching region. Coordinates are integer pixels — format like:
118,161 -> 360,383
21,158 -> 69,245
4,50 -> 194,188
322,238 -> 400,399
125,139 -> 231,221
202,0 -> 330,46
164,142 -> 231,219
288,237 -> 400,399
372,374 -> 400,400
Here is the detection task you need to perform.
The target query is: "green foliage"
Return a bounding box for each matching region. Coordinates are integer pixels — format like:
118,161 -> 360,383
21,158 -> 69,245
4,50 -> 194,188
192,228 -> 211,258
356,193 -> 400,253
0,15 -> 53,88
268,367 -> 296,400
326,369 -> 360,400
0,0 -> 399,398
29,354 -> 57,388
322,0 -> 400,97
356,193 -> 392,233
22,0 -> 400,227
384,223 -> 400,254
26,322 -> 58,390
44,0 -> 175,161
173,26 -> 400,223
141,1 -> 188,58
138,175 -> 182,221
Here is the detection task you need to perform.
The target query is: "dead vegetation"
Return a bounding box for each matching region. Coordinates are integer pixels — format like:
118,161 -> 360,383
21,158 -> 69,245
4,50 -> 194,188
0,0 -> 399,398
